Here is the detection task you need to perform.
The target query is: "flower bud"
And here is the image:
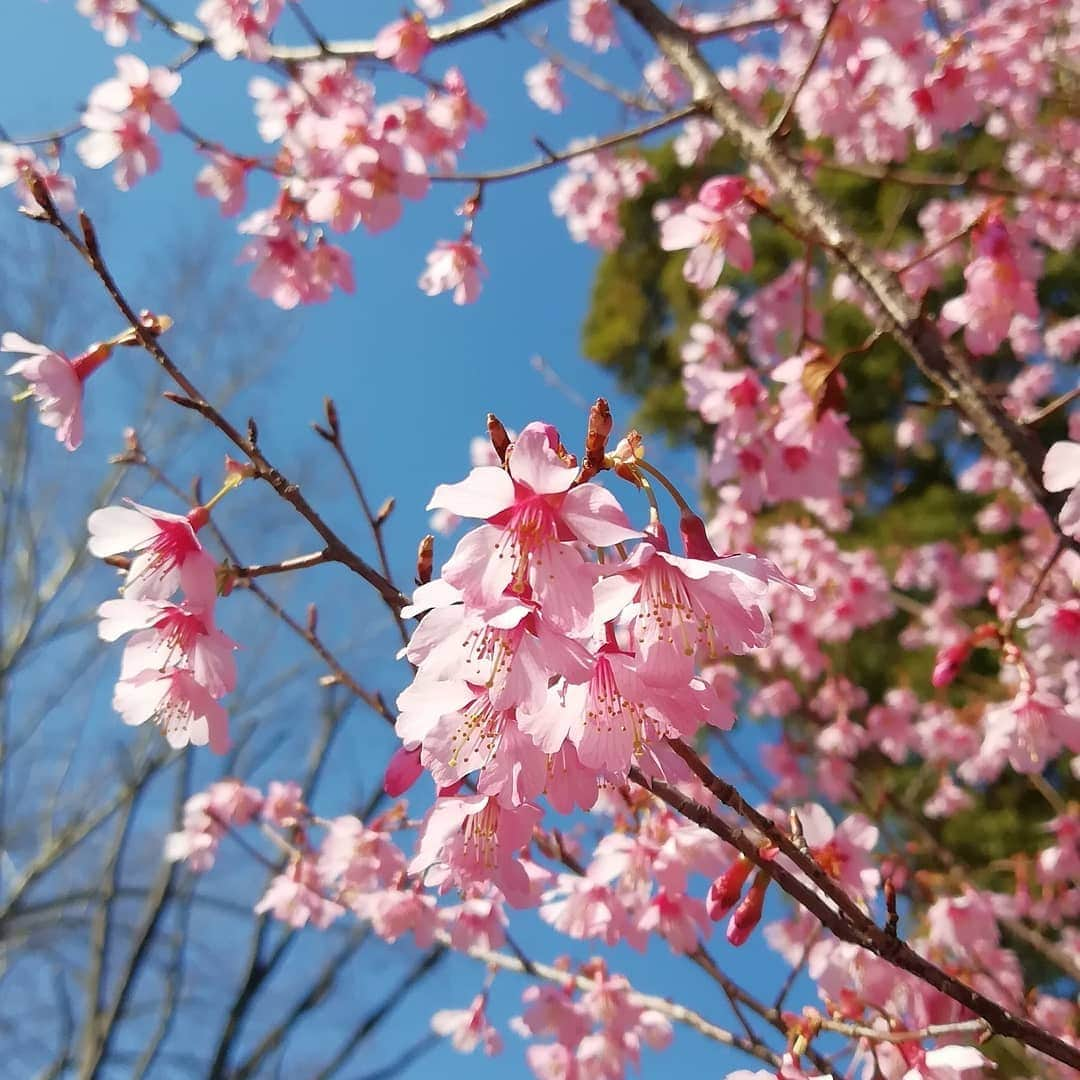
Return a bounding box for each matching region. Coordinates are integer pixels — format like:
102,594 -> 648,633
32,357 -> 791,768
384,745 -> 423,797
706,855 -> 753,921
931,640 -> 971,688
680,511 -> 719,560
726,870 -> 769,946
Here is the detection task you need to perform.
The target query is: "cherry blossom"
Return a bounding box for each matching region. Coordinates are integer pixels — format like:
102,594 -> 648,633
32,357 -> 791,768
419,238 -> 486,305
3,333 -> 112,451
658,177 -> 755,290
87,499 -> 217,603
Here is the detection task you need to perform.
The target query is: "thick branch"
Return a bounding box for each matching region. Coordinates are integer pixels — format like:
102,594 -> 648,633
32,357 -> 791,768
629,749 -> 1080,1071
135,0 -> 553,62
615,0 -> 1079,557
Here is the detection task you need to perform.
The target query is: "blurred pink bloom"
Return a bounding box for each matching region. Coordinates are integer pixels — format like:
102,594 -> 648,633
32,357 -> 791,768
254,859 -> 343,928
374,16 -> 432,74
569,0 -> 616,51
195,151 -> 251,216
419,238 -> 486,304
77,0 -> 139,46
431,994 -> 503,1055
659,177 -> 754,290
525,61 -> 566,113
1043,440 -> 1080,538
2,333 -> 111,451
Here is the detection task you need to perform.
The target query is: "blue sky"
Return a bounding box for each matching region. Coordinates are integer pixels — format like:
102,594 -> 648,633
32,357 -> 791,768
0,3 -> 808,1077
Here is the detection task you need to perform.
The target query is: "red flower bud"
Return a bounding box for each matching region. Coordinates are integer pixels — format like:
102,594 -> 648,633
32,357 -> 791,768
384,746 -> 423,797
726,871 -> 769,946
706,856 -> 753,921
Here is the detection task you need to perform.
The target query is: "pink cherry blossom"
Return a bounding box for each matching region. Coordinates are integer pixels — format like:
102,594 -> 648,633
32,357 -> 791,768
113,667 -> 230,752
254,858 -> 343,928
87,499 -> 217,603
409,794 -> 541,907
164,778 -> 263,870
374,16 -> 432,74
431,993 -> 503,1055
77,110 -> 160,191
77,0 -> 139,46
87,55 -> 180,132
419,238 -> 486,305
430,422 -> 640,630
196,0 -> 284,60
525,61 -> 567,114
940,216 -> 1040,356
195,151 -> 251,216
97,595 -> 237,697
1043,440 -> 1080,538
658,177 -> 755,290
569,0 -> 617,52
2,333 -> 111,451
0,144 -> 77,213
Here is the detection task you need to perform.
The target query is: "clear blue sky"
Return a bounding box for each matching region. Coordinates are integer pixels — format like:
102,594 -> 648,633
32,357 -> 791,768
1,3 -> 804,1076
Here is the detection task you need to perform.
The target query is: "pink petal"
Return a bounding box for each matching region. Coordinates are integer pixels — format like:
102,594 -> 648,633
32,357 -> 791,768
561,484 -> 641,546
1043,441 -> 1080,493
508,423 -> 577,495
427,466 -> 514,519
87,506 -> 158,557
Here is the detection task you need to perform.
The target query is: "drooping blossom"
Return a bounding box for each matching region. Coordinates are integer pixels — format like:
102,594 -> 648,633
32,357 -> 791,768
97,595 -> 237,697
431,993 -> 503,1055
3,333 -> 112,451
525,60 -> 566,113
374,15 -> 432,73
87,499 -> 217,603
113,667 -> 230,752
419,238 -> 486,304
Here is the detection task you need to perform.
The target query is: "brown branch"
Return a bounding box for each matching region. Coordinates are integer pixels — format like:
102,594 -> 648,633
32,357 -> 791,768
34,203 -> 409,616
134,0 -> 554,62
431,106 -> 696,184
627,743 -> 1080,1071
614,0 -> 1079,562
313,399 -> 409,648
229,549 -> 333,579
444,932 -> 783,1066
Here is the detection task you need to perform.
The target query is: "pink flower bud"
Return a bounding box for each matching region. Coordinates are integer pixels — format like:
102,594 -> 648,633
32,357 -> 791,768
931,641 -> 971,688
726,872 -> 769,946
679,511 -> 719,560
384,745 -> 423,797
706,856 -> 752,921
